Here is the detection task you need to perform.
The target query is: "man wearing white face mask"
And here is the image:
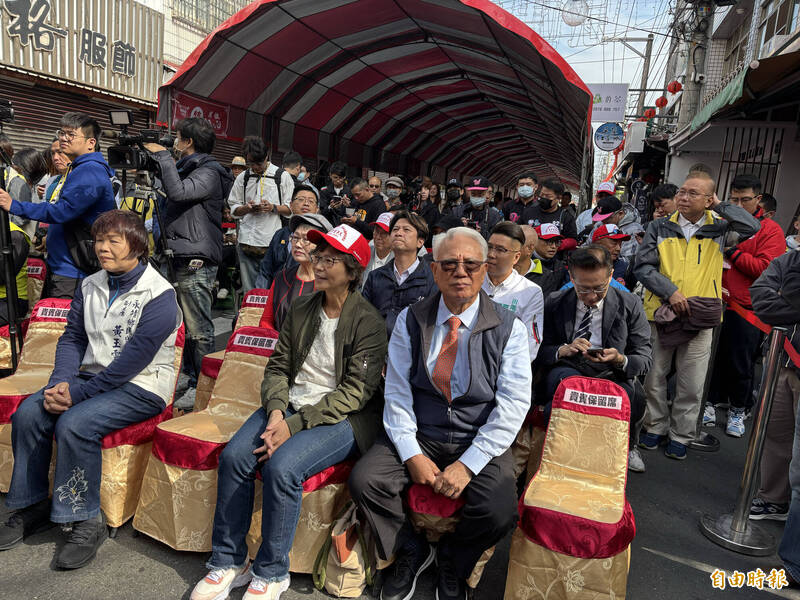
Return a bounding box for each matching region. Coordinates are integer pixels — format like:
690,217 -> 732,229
504,172 -> 538,223
453,176 -> 503,241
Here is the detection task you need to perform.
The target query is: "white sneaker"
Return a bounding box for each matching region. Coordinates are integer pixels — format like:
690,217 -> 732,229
702,403 -> 716,427
217,288 -> 229,300
242,575 -> 290,600
628,447 -> 645,473
726,409 -> 746,438
190,566 -> 252,600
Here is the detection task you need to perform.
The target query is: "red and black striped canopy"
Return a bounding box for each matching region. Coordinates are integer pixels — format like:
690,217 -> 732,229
157,0 -> 592,186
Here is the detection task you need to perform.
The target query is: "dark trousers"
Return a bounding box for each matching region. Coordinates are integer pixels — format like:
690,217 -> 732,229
44,273 -> 81,299
348,435 -> 518,580
708,309 -> 763,410
543,365 -> 645,448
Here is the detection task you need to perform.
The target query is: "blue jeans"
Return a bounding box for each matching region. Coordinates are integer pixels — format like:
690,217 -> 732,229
236,245 -> 262,295
779,389 -> 800,581
6,383 -> 164,523
173,260 -> 217,385
209,407 -> 357,581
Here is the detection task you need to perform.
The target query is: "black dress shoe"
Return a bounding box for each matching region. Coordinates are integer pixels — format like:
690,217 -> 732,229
381,537 -> 435,600
0,499 -> 53,550
436,556 -> 467,600
55,512 -> 108,569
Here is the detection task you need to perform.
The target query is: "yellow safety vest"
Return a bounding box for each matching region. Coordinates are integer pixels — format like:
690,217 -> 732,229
0,222 -> 29,300
119,195 -> 155,254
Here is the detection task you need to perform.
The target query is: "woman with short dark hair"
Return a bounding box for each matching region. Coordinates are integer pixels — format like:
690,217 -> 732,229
190,225 -> 387,600
0,210 -> 182,570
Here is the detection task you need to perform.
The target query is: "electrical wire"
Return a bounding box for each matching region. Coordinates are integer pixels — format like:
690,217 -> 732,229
516,0 -> 683,40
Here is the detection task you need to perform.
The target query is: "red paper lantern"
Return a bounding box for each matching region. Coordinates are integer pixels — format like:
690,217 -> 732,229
667,80 -> 683,94
644,108 -> 656,119
655,95 -> 668,108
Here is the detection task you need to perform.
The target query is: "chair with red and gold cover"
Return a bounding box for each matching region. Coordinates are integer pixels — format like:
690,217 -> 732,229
405,484 -> 496,592
194,289 -> 270,412
246,460 -> 355,574
134,324 -> 359,577
133,326 -> 279,550
26,257 -> 47,310
0,256 -> 45,372
0,298 -> 72,492
505,376 -> 635,600
100,325 -> 185,533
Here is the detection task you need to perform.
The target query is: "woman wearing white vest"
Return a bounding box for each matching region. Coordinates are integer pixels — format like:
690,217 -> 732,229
0,210 -> 182,570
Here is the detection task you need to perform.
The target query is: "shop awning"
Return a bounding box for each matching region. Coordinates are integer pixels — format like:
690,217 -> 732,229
156,0 -> 592,186
690,50 -> 800,132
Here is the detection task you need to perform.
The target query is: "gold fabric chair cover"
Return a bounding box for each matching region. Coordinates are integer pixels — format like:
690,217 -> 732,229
504,377 -> 634,600
133,327 -> 278,550
0,299 -> 72,492
193,289 -> 270,412
100,326 -> 185,528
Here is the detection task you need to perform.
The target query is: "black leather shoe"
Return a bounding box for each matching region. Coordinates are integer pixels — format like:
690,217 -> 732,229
55,512 -> 108,569
436,556 -> 467,600
0,499 -> 53,550
381,537 -> 435,600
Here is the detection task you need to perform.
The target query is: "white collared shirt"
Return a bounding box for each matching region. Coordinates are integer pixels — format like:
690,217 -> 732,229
384,296 -> 531,475
482,270 -> 543,360
394,258 -> 420,285
227,163 -> 295,247
573,298 -> 604,345
569,297 -> 628,369
677,213 -> 706,242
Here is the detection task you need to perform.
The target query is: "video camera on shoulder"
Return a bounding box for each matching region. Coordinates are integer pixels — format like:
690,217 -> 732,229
105,110 -> 174,171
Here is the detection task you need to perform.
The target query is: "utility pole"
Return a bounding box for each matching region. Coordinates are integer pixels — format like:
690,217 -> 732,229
601,34 -> 655,116
636,34 -> 655,115
677,4 -> 713,130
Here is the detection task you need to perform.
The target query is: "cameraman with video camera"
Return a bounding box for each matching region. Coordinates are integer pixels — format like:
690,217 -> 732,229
143,117 -> 233,406
0,112 -> 116,298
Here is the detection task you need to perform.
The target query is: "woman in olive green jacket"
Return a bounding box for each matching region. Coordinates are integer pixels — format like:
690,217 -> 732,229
191,225 -> 387,600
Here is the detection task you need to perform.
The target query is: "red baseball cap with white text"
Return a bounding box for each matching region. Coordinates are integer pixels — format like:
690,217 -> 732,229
307,224 -> 370,268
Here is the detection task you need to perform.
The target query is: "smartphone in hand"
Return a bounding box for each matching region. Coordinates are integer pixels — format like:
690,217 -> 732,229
586,347 -> 604,357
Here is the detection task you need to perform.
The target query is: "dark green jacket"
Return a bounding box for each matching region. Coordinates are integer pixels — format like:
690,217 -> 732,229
261,289 -> 388,454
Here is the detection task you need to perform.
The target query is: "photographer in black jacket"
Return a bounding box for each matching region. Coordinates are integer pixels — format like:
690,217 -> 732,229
144,117 -> 233,407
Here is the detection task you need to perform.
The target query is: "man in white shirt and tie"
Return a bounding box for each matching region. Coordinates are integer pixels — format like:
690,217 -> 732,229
537,245 -> 652,471
349,227 -> 531,600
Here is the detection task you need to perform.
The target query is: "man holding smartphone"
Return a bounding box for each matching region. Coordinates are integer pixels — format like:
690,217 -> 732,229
339,177 -> 387,240
227,136 -> 295,293
536,245 -> 652,472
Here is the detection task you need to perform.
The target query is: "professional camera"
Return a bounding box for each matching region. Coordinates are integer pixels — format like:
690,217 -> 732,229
105,110 -> 174,171
0,99 -> 13,124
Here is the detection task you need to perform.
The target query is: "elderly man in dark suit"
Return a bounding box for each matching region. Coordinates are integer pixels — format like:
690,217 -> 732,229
536,245 -> 652,472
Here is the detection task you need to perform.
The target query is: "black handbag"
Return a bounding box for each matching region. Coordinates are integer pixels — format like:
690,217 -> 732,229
63,219 -> 101,274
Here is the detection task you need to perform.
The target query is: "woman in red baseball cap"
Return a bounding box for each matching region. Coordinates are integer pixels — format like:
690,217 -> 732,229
190,226 -> 387,600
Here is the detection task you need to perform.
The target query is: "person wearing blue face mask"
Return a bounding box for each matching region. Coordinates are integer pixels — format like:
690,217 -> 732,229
503,172 -> 538,223
452,176 -> 503,241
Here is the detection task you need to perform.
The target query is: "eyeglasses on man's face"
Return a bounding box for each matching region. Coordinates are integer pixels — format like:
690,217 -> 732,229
56,129 -> 87,142
675,189 -> 711,200
434,259 -> 486,275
